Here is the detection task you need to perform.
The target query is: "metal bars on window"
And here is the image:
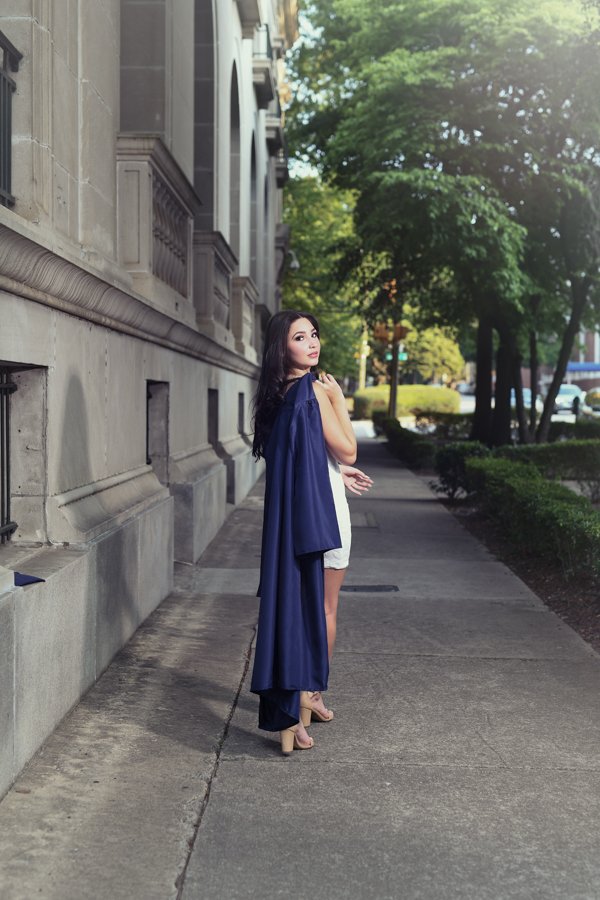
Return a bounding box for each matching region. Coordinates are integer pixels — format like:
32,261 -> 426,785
0,30 -> 22,209
0,370 -> 17,543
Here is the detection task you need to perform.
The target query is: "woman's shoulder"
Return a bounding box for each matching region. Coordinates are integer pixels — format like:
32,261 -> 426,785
311,378 -> 329,408
312,377 -> 326,398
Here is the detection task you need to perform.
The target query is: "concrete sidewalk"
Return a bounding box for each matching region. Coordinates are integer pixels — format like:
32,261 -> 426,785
1,437 -> 600,899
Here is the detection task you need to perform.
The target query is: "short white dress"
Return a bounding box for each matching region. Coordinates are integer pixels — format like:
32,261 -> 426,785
323,453 -> 351,569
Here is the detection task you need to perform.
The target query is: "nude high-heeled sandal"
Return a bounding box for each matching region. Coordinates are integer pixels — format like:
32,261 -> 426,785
280,724 -> 315,755
300,691 -> 334,725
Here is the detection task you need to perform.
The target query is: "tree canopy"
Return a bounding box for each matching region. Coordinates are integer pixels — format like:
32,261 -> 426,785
288,0 -> 600,444
281,176 -> 363,379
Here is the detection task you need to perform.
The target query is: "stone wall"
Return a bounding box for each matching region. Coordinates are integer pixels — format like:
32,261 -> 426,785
0,0 -> 291,798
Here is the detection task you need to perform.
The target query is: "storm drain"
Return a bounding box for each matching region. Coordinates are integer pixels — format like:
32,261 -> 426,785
341,584 -> 399,593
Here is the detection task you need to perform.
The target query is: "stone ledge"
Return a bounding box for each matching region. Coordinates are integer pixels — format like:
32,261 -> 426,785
47,464 -> 170,544
170,443 -> 225,484
0,496 -> 173,799
0,223 -> 259,379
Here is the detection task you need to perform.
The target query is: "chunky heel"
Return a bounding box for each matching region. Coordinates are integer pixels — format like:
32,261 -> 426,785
300,705 -> 312,728
279,723 -> 315,755
280,728 -> 295,754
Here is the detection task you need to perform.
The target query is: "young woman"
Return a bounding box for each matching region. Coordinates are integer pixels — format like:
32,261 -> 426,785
250,310 -> 372,753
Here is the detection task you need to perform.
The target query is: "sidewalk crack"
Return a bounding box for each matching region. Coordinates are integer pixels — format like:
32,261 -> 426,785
475,727 -> 510,768
174,627 -> 256,899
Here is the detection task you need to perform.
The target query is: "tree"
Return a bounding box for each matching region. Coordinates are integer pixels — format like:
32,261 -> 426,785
281,176 -> 363,380
403,322 -> 465,385
288,0 -> 600,445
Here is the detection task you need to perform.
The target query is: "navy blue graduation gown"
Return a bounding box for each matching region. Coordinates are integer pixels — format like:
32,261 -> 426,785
251,373 -> 341,732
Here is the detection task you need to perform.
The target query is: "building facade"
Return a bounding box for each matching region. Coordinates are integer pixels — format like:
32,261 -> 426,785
0,0 -> 296,796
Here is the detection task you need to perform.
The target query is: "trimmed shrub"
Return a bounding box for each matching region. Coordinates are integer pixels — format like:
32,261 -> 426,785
547,419 -> 600,442
381,417 -> 436,469
585,388 -> 600,410
353,384 -> 460,419
466,456 -> 600,581
495,439 -> 600,502
434,441 -> 491,499
353,385 -> 389,419
371,409 -> 388,434
415,412 -> 473,440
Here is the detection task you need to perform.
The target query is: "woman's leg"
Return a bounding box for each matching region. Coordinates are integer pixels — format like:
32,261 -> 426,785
324,566 -> 347,660
301,567 -> 347,724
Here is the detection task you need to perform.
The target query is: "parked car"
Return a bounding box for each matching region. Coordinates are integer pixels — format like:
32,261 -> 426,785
510,388 -> 544,414
456,381 -> 476,414
553,383 -> 585,414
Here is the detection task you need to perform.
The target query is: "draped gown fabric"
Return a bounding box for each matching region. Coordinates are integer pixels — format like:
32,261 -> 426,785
251,373 -> 342,732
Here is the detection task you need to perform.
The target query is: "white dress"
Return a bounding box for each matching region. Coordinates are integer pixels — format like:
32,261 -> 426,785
323,453 -> 351,569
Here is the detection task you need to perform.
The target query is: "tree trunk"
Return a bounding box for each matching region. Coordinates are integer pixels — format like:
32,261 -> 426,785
470,317 -> 493,444
490,328 -> 513,447
536,279 -> 589,442
512,352 -> 532,444
388,339 -> 399,418
528,327 -> 538,437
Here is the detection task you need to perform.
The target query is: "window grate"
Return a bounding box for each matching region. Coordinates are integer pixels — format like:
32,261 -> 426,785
0,369 -> 17,543
0,30 -> 22,209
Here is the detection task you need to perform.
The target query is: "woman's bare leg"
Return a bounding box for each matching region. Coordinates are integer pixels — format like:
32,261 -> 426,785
302,568 -> 347,722
324,567 -> 347,660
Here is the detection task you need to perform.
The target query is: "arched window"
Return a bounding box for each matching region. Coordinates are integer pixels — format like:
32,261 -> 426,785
250,136 -> 258,285
193,0 -> 215,229
262,175 -> 270,300
229,64 -> 241,264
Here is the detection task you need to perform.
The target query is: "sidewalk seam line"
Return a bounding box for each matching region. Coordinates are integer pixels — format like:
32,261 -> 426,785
174,626 -> 256,899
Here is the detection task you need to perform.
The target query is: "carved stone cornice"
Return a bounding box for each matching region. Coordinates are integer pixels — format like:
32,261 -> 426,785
0,224 -> 259,379
266,114 -> 284,155
236,0 -> 262,37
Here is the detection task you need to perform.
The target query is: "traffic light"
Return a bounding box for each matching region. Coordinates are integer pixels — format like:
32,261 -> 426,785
373,322 -> 391,342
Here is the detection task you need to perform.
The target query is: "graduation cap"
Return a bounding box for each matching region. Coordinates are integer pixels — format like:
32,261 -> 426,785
0,564 -> 45,592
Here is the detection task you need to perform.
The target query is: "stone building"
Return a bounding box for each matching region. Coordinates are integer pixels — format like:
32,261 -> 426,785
0,0 -> 297,797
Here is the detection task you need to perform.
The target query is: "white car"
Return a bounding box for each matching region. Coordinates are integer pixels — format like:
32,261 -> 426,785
553,383 -> 585,414
510,388 -> 544,414
456,382 -> 476,414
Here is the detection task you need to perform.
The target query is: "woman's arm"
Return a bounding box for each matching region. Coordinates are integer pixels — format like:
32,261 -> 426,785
313,375 -> 357,465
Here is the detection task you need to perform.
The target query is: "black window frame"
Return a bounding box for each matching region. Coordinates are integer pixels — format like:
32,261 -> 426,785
0,29 -> 22,209
0,368 -> 17,543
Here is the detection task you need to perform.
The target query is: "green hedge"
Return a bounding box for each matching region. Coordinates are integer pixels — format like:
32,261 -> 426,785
371,409 -> 388,434
381,417 -> 436,469
495,439 -> 600,502
415,412 -> 473,441
465,457 -> 600,581
548,419 -> 600,442
586,388 -> 600,409
353,384 -> 460,419
433,441 -> 491,499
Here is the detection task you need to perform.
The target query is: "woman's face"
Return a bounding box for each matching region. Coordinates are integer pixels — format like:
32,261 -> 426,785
286,317 -> 320,374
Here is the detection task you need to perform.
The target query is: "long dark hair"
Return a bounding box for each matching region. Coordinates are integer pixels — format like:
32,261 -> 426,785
252,310 -> 320,459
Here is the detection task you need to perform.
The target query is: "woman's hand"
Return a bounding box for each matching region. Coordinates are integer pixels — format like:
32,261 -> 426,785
317,372 -> 346,407
339,465 -> 374,496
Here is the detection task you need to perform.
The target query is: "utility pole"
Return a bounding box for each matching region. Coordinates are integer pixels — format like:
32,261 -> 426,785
388,323 -> 408,418
358,326 -> 369,391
